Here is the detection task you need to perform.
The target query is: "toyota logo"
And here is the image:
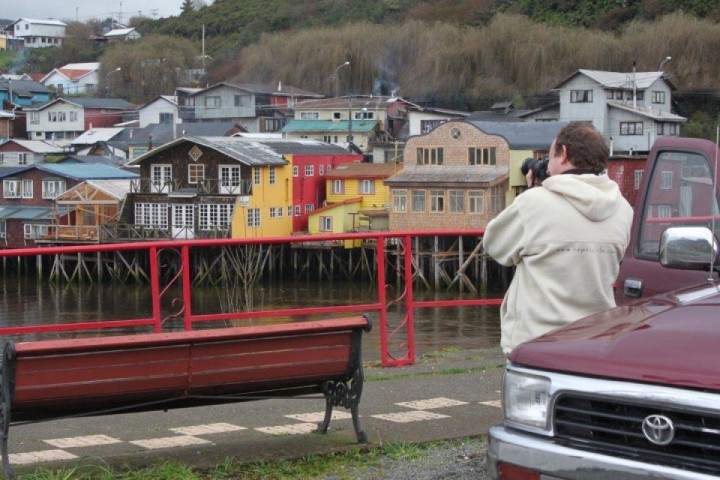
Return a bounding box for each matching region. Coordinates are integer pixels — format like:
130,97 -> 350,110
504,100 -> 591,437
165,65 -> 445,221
642,414 -> 675,446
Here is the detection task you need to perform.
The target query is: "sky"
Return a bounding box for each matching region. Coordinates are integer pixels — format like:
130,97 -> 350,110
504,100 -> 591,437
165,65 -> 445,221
1,0 -> 214,23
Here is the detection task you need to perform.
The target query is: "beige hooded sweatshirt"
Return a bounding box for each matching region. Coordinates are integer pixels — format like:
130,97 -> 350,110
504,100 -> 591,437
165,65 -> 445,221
483,173 -> 633,354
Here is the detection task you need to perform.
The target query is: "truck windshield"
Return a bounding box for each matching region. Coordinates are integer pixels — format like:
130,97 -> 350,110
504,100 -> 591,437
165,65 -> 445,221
637,150 -> 720,258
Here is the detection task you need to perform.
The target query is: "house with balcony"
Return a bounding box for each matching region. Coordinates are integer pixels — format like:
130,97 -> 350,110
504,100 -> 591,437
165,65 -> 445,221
555,69 -> 686,153
288,96 -> 418,162
0,139 -> 66,166
308,162 -> 400,243
179,82 -> 323,133
385,120 -> 567,231
120,136 -> 363,240
0,163 -> 137,248
5,18 -> 67,49
40,62 -> 100,96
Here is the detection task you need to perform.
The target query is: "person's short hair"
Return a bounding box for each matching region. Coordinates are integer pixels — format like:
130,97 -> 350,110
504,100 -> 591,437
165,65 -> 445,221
554,122 -> 608,174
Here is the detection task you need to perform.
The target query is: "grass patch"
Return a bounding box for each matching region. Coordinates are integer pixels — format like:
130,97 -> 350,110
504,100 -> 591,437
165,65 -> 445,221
21,438 -> 484,480
0,50 -> 18,70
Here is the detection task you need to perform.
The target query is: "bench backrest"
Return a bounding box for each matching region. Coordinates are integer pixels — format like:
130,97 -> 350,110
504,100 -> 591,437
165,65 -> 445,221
4,316 -> 370,420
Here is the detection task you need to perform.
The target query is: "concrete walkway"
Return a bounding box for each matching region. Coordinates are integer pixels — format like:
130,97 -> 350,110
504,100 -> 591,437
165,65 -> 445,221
6,348 -> 507,476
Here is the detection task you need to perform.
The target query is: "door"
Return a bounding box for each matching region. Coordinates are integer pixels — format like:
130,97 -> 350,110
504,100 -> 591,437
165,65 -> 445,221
172,204 -> 194,239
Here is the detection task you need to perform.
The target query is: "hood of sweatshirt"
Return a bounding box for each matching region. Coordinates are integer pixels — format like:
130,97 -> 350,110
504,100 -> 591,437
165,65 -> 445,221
541,173 -> 626,222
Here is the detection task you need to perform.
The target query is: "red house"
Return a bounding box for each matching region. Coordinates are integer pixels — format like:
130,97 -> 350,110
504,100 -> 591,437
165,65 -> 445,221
290,148 -> 363,232
607,155 -> 647,207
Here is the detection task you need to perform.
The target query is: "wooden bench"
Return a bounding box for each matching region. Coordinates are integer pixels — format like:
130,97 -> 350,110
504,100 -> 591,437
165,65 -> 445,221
0,315 -> 372,479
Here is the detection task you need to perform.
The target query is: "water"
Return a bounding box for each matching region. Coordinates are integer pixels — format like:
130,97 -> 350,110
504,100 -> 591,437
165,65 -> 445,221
0,275 -> 501,362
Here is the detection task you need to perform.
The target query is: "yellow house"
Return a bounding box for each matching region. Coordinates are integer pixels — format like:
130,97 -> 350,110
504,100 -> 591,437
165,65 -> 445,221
230,163 -> 293,238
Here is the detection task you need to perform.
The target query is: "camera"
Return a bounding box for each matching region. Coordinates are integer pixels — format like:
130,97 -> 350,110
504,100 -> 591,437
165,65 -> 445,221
521,156 -> 550,183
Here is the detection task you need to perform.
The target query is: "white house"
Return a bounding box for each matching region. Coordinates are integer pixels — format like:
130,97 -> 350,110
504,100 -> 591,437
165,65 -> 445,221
406,106 -> 471,136
137,96 -> 179,127
40,62 -> 100,96
6,18 -> 67,48
0,139 -> 65,166
24,98 -> 84,143
554,69 -> 686,153
104,28 -> 141,42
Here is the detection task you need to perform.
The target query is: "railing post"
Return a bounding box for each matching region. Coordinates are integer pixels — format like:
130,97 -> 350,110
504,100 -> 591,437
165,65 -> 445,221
181,245 -> 193,331
403,235 -> 415,365
149,246 -> 162,332
376,236 -> 389,365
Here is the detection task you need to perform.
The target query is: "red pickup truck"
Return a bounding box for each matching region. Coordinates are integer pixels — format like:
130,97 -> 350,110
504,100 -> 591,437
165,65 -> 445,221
487,137 -> 720,479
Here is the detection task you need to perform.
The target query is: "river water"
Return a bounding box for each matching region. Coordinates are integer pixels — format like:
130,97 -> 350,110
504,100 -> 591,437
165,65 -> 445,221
0,275 -> 502,363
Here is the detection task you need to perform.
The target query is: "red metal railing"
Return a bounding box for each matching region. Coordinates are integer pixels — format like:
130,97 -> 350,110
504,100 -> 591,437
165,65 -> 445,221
0,230 -> 502,367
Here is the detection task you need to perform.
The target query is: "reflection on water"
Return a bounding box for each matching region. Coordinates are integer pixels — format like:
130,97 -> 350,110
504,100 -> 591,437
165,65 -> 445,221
0,275 -> 501,361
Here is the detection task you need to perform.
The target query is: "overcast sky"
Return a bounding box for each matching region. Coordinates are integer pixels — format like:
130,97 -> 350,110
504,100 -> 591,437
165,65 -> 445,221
2,0 -> 214,23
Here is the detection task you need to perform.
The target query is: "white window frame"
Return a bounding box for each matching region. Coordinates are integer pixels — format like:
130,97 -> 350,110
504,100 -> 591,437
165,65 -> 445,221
3,179 -> 20,198
658,205 -> 672,218
320,216 -> 332,232
300,112 -> 319,119
293,166 -> 299,177
359,179 -> 375,194
570,89 -> 593,103
468,190 -> 483,213
247,208 -> 261,228
0,220 -> 5,238
305,165 -> 314,177
219,165 -> 242,194
42,179 -> 66,199
187,164 -> 204,184
134,203 -> 169,229
151,164 -> 172,193
269,166 -> 276,184
449,190 -> 464,213
660,171 -> 673,189
253,167 -> 261,185
332,179 -> 344,194
430,189 -> 445,213
305,204 -> 314,214
392,189 -> 407,212
634,169 -> 643,190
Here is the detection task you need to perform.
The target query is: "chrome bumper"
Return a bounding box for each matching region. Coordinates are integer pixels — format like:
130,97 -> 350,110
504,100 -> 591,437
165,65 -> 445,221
487,425 -> 718,480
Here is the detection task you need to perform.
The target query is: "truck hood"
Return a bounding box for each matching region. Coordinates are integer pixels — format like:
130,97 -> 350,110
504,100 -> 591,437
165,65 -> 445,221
510,282 -> 720,391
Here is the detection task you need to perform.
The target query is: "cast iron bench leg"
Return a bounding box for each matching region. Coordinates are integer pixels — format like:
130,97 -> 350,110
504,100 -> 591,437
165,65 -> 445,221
1,344 -> 16,480
318,364 -> 368,444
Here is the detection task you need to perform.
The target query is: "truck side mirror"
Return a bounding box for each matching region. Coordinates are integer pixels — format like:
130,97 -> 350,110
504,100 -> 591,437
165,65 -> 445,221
659,227 -> 720,271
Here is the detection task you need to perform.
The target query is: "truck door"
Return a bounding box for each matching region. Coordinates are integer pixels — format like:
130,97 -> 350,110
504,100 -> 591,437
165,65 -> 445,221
616,137 -> 720,305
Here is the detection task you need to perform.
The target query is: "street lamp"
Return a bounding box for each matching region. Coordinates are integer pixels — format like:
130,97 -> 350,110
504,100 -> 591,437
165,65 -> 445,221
105,67 -> 121,97
659,56 -> 671,72
334,61 -> 349,98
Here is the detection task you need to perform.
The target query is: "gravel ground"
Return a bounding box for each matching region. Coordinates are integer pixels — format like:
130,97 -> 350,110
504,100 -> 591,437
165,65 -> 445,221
316,437 -> 490,480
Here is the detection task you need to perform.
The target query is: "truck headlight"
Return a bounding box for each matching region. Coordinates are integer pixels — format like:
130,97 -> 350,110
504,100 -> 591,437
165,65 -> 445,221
503,370 -> 551,430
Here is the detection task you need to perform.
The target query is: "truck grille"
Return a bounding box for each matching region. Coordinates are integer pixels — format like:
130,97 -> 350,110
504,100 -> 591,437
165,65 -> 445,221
554,395 -> 720,474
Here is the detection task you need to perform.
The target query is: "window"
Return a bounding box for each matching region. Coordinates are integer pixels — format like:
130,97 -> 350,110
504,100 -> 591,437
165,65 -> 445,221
246,208 -> 261,228
652,91 -> 666,104
18,153 -> 28,165
42,180 -> 66,199
420,119 -> 445,134
417,147 -> 444,165
253,167 -> 261,185
0,221 -> 5,239
198,204 -> 233,230
354,111 -> 374,120
29,112 -> 39,124
449,190 -> 464,213
660,171 -> 673,189
634,169 -> 643,190
269,166 -> 276,184
393,189 -> 407,212
305,204 -> 314,214
187,164 -> 204,184
219,165 -> 242,194
151,164 -> 172,192
300,112 -> 319,119
204,96 -> 221,108
263,118 -> 282,132
0,154 -> 3,164
294,205 -> 301,216
20,180 -> 32,198
69,111 -> 77,122
293,166 -> 299,177
159,112 -> 173,124
322,135 -> 334,143
57,111 -> 66,122
269,207 -> 277,218
333,112 -> 342,119
468,147 -> 497,165
332,179 -> 344,194
657,205 -> 672,218
3,179 -> 20,198
658,122 -> 679,136
430,190 -> 445,213
620,122 -> 643,136
135,203 -> 169,228
570,90 -> 593,103
320,216 -> 332,232
319,165 -> 324,175
24,224 -> 49,239
468,190 -> 484,213
359,179 -> 375,194
411,190 -> 426,212
305,165 -> 314,177
234,95 -> 250,107
276,207 -> 283,217
490,184 -> 506,214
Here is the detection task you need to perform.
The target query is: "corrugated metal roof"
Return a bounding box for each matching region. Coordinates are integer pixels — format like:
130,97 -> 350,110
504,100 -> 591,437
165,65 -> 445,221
384,166 -> 508,185
295,96 -> 418,110
282,119 -> 377,133
0,206 -> 53,221
465,121 -> 568,149
35,164 -> 139,180
555,69 -> 676,90
608,102 -> 686,122
57,179 -> 132,201
70,98 -> 135,110
0,166 -> 31,178
71,128 -> 126,145
0,139 -> 65,153
325,162 -> 400,178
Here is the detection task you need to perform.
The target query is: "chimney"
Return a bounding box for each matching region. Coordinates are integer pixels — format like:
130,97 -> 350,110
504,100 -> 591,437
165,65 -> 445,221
278,81 -> 282,92
148,135 -> 153,151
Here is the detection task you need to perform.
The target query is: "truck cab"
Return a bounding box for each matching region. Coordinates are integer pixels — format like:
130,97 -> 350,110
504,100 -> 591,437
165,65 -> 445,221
616,137 -> 720,304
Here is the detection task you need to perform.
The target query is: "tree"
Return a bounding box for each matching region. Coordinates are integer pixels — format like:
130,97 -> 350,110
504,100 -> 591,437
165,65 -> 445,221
99,35 -> 200,103
181,0 -> 194,14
